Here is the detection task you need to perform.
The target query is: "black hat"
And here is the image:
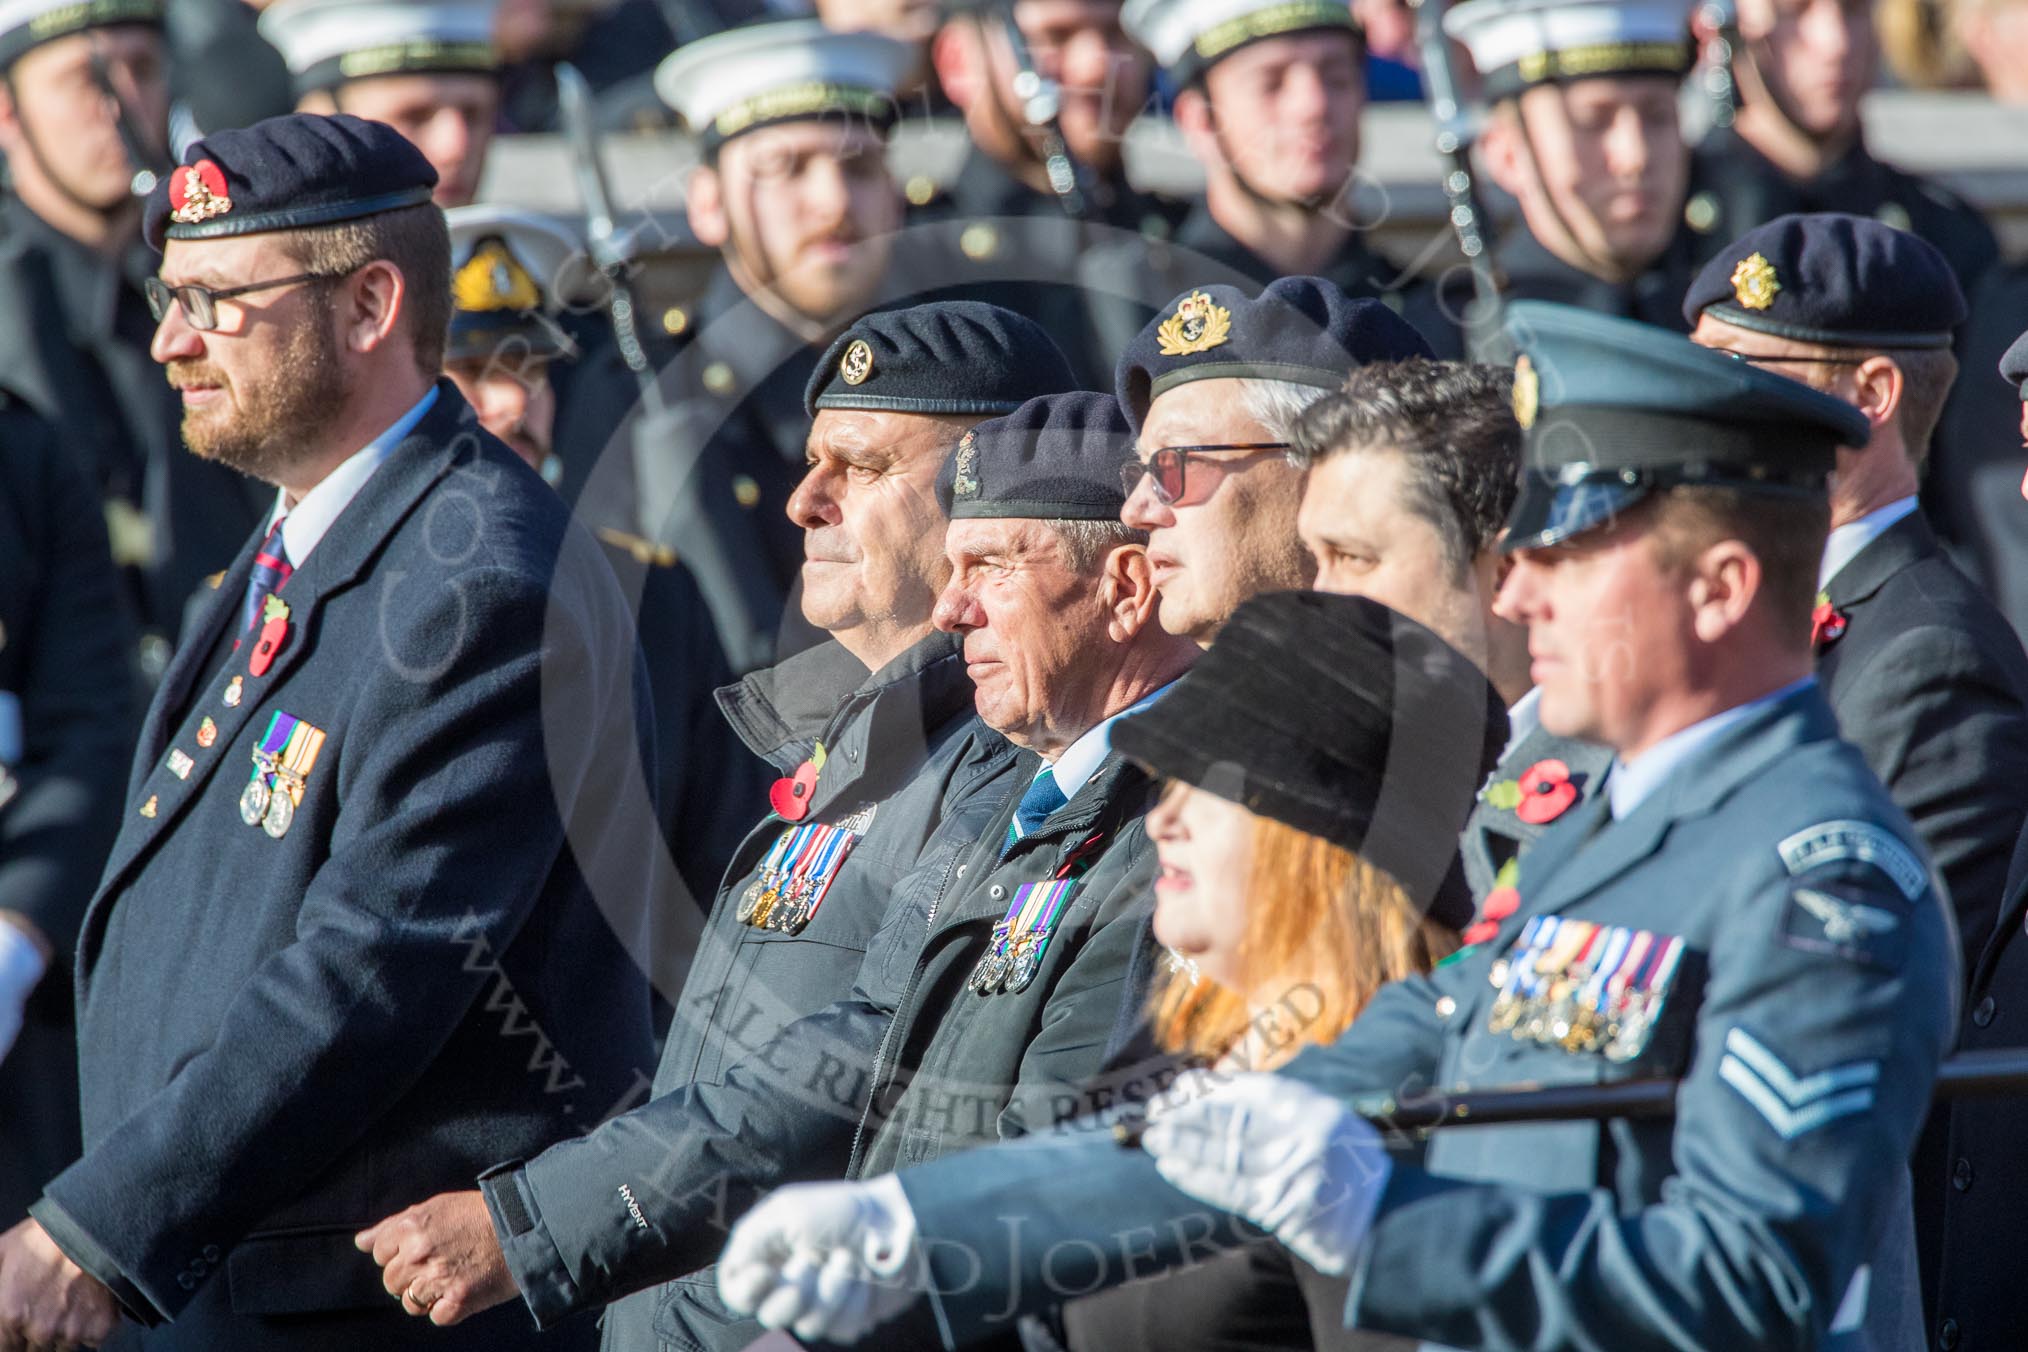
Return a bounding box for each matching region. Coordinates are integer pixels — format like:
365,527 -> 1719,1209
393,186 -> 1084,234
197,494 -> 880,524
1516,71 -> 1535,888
145,113 -> 437,253
935,392 -> 1134,521
2001,330 -> 2028,402
1112,590 -> 1507,929
0,0 -> 161,70
1115,276 -> 1435,428
805,301 -> 1079,418
1684,212 -> 1966,350
1501,301 -> 1871,552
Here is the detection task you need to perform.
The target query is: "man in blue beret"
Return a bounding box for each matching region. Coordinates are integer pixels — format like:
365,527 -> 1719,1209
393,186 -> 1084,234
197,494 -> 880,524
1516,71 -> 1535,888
0,112 -> 663,1352
1686,212 -> 2028,985
711,302 -> 1956,1352
1117,275 -> 1433,648
0,0 -> 267,672
1422,0 -> 1704,359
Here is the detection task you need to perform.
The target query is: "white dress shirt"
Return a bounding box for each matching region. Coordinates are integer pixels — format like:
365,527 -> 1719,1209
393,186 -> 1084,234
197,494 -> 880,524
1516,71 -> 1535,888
263,386 -> 438,567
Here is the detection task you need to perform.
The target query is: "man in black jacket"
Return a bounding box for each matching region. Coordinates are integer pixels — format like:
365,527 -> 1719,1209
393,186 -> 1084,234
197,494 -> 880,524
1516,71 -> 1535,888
0,114 -> 659,1352
1686,213 -> 2028,977
0,394 -> 136,1228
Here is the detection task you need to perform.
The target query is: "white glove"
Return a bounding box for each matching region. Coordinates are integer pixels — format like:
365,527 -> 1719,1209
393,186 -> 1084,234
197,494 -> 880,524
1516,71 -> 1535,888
1141,1069 -> 1391,1277
0,917 -> 48,1068
718,1176 -> 924,1344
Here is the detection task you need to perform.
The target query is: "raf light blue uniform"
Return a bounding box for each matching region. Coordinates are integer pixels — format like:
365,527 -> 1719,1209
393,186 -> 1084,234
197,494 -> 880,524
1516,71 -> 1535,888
880,304 -> 1959,1352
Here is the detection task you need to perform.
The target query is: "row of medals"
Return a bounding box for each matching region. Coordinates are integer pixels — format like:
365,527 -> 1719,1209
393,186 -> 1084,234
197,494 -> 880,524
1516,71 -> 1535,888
239,754 -> 302,841
1484,946 -> 1661,1062
969,924 -> 1046,997
737,871 -> 822,934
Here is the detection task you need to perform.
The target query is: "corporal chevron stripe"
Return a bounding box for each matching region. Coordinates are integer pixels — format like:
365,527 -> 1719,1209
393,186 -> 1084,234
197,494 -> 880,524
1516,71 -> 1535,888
1718,1027 -> 1880,1140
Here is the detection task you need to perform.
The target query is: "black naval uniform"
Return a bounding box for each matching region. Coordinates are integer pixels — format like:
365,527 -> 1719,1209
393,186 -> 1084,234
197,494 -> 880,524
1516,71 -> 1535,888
1686,128 -> 1998,294
1411,222 -> 1702,362
0,394 -> 136,1223
1931,830 -> 2028,1351
1080,204 -> 1424,381
905,150 -> 1184,387
1929,261 -> 2028,638
0,199 -> 266,664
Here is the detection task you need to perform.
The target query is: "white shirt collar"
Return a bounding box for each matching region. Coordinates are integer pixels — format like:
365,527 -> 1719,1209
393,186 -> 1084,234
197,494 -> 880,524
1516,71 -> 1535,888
1045,681 -> 1176,804
264,386 -> 438,567
1819,495 -> 1919,591
1501,686 -> 1544,761
1607,676 -> 1816,822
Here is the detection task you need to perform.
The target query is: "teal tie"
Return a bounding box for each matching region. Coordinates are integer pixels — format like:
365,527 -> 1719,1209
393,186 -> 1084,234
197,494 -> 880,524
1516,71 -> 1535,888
1002,766 -> 1066,855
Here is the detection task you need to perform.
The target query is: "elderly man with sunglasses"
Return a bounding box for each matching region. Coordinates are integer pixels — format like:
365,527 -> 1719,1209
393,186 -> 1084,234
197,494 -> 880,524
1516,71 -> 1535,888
1117,277 -> 1435,648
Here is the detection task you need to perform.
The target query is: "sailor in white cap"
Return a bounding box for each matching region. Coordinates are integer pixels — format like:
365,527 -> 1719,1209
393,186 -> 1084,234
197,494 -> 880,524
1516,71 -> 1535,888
259,0 -> 502,205
1432,0 -> 1701,357
441,203 -> 762,908
1081,0 -> 1420,363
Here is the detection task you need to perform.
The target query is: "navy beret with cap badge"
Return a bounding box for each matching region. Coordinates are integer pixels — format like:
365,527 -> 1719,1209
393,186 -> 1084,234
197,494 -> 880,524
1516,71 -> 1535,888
935,391 -> 1136,520
1501,300 -> 1871,552
804,300 -> 1079,418
1114,275 -> 1435,428
1683,212 -> 1967,350
144,112 -> 437,253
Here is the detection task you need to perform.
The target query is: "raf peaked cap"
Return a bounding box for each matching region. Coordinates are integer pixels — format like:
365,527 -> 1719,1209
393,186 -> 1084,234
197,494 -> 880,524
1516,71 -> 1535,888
1444,0 -> 1692,102
145,113 -> 438,253
805,300 -> 1078,417
935,391 -> 1136,521
0,0 -> 160,70
1684,212 -> 1966,350
1113,589 -> 1508,929
1115,276 -> 1435,427
1501,301 -> 1871,551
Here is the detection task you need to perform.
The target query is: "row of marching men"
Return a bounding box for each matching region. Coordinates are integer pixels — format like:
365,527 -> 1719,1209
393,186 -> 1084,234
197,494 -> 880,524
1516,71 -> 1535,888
13,86 -> 2028,1352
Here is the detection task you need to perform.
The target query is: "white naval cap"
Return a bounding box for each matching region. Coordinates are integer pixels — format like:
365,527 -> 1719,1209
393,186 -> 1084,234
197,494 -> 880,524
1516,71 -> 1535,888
259,0 -> 499,97
445,205 -> 591,361
1443,0 -> 1692,101
654,19 -> 914,151
0,0 -> 160,68
1123,0 -> 1357,83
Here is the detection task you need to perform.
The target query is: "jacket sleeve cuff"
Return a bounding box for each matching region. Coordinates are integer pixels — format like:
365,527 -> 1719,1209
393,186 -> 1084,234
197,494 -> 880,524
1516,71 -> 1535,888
29,1196 -> 163,1328
479,1162 -> 585,1330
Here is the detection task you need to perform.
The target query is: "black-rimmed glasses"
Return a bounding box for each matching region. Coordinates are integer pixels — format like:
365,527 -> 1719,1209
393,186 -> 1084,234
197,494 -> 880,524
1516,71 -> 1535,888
145,270 -> 347,332
1120,442 -> 1293,507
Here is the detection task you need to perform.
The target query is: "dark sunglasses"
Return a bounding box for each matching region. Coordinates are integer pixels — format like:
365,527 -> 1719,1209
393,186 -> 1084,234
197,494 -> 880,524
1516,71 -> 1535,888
1120,442 -> 1293,507
145,270 -> 347,332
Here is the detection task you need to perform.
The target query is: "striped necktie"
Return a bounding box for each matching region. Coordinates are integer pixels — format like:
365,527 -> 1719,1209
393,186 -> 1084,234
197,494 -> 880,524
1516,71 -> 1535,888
242,517 -> 292,632
1002,766 -> 1066,856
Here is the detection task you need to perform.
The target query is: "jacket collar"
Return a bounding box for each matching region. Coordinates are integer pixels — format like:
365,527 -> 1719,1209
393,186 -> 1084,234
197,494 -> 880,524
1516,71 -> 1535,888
1823,507 -> 1938,611
1171,204 -> 1387,297
90,382 -> 483,910
1519,685 -> 1839,918
716,630 -> 974,771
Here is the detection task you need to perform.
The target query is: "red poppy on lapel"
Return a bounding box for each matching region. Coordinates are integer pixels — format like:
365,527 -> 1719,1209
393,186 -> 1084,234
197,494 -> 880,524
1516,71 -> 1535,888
1514,758 -> 1578,825
1811,591 -> 1849,650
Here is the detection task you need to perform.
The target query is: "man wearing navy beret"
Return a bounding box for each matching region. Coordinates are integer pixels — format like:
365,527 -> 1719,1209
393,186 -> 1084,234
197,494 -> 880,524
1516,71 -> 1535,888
1685,212 -> 2028,983
0,112 -> 661,1351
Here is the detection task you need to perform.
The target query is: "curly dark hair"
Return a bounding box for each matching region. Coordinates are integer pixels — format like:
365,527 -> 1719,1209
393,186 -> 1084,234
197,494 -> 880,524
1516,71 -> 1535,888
1289,358 -> 1521,580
